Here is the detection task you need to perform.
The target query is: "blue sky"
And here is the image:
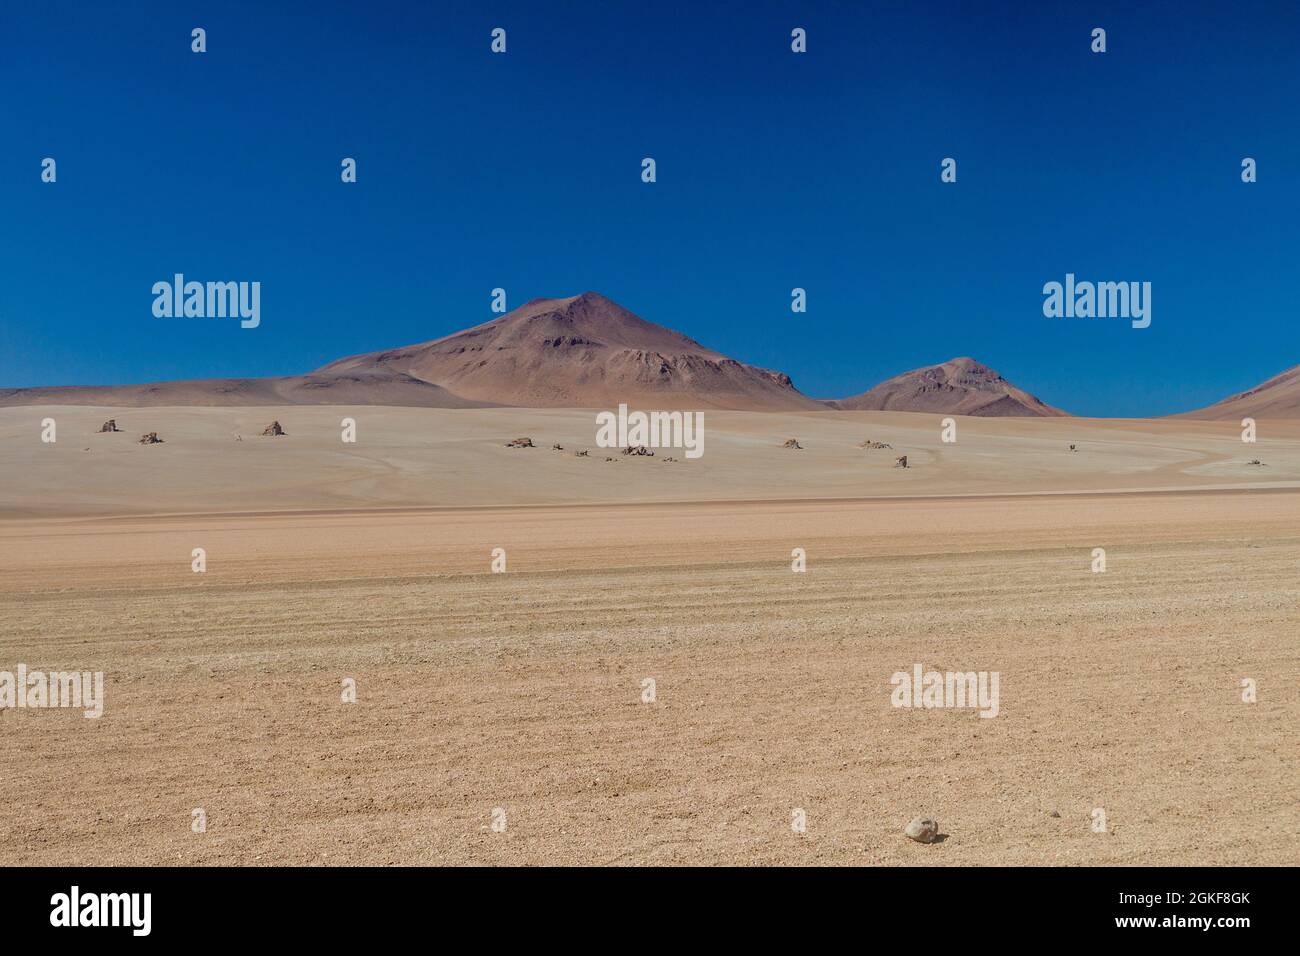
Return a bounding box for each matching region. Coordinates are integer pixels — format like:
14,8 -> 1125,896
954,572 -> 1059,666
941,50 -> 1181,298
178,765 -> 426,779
1,0 -> 1296,416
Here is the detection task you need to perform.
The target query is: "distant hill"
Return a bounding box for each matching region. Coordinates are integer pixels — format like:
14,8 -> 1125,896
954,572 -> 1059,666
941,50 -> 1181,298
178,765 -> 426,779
1,292 -> 820,411
1173,364 -> 1300,420
832,357 -> 1069,417
0,366 -> 490,408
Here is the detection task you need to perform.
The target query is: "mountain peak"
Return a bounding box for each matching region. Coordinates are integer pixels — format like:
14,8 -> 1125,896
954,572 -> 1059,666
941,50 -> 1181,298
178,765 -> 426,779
316,292 -> 820,411
837,357 -> 1068,417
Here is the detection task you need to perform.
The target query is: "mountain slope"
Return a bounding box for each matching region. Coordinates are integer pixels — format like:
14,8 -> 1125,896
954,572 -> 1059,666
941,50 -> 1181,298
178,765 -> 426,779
834,357 -> 1069,417
1174,364 -> 1300,420
316,292 -> 821,410
0,367 -> 489,408
1,292 -> 819,411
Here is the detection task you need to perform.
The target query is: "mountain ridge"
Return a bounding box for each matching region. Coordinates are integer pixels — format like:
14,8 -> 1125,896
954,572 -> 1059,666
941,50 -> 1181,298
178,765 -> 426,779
7,292 -> 1286,417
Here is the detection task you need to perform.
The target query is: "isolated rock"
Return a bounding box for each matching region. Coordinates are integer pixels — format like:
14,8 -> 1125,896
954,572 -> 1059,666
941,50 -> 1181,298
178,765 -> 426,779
904,816 -> 939,843
622,445 -> 654,456
782,438 -> 802,449
575,449 -> 589,457
137,432 -> 164,445
552,443 -> 563,450
262,421 -> 286,436
505,437 -> 534,448
99,419 -> 121,433
895,455 -> 908,468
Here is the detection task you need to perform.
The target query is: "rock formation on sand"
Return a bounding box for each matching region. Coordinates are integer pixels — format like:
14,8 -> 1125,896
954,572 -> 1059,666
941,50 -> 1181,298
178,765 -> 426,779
895,455 -> 908,468
834,357 -> 1069,417
99,419 -> 121,432
622,445 -> 655,456
904,816 -> 940,844
1174,363 -> 1300,420
782,438 -> 803,449
505,437 -> 534,448
261,421 -> 286,436
137,432 -> 164,444
860,439 -> 891,449
317,292 -> 822,412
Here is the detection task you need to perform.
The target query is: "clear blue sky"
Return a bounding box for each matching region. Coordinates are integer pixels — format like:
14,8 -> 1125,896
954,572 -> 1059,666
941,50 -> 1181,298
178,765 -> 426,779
1,0 -> 1296,416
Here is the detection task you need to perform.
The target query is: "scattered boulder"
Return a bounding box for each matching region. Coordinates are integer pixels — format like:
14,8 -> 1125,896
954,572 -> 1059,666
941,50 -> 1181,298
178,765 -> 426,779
505,437 -> 535,448
895,455 -> 908,468
552,443 -> 564,451
575,450 -> 589,457
662,456 -> 677,463
262,421 -> 286,437
99,419 -> 121,433
1069,444 -> 1077,452
782,438 -> 802,449
138,432 -> 164,445
904,816 -> 939,844
622,445 -> 655,456
1246,459 -> 1265,466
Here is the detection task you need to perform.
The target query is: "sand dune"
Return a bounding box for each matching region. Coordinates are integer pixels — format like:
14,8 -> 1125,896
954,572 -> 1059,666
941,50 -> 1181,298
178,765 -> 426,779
834,357 -> 1069,417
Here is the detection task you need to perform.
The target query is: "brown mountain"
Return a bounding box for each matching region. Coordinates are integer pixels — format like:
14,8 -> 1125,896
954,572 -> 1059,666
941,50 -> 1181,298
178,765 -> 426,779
1174,363 -> 1300,420
833,357 -> 1069,417
315,292 -> 821,410
0,367 -> 490,408
0,292 -> 819,411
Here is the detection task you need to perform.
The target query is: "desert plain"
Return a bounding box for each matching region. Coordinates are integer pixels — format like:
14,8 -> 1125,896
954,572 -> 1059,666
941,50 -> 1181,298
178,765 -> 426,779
1,404 -> 1297,864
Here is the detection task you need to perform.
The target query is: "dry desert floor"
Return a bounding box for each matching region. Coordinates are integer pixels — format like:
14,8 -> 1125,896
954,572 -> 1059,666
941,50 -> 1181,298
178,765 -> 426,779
0,405 -> 1296,864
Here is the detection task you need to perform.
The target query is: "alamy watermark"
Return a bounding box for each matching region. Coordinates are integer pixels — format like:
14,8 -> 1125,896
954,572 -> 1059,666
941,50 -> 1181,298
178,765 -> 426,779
50,886 -> 150,936
595,404 -> 703,458
890,663 -> 999,718
152,274 -> 260,328
1,665 -> 104,718
1043,273 -> 1150,329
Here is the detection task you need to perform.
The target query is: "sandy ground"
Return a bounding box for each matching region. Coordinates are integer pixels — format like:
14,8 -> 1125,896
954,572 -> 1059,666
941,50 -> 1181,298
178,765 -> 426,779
2,405 -> 1298,516
0,406 -> 1296,865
